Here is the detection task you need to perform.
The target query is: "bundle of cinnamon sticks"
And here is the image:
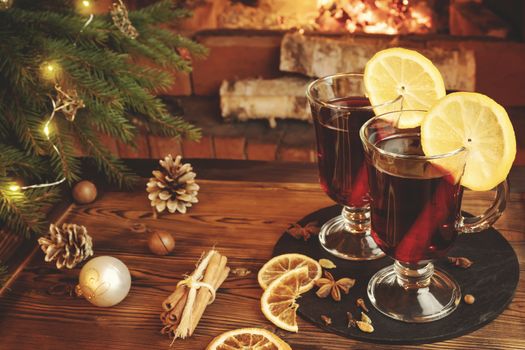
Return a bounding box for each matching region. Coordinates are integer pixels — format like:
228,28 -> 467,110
161,249 -> 230,340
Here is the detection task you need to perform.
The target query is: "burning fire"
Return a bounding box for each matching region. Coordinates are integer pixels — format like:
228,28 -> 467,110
316,0 -> 434,35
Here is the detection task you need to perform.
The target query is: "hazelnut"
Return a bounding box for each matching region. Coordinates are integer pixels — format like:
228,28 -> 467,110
72,180 -> 97,204
464,294 -> 475,305
147,230 -> 175,256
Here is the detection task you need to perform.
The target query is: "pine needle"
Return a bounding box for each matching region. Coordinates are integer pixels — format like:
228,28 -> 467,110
0,1 -> 206,236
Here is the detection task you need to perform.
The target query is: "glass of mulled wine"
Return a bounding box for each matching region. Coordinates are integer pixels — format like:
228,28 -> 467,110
306,73 -> 401,260
360,110 -> 509,323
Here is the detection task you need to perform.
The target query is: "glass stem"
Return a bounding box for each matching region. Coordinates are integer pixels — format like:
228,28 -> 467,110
394,260 -> 434,290
342,206 -> 370,235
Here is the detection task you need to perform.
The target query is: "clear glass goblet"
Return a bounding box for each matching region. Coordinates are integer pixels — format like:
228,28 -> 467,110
306,73 -> 401,260
360,110 -> 508,322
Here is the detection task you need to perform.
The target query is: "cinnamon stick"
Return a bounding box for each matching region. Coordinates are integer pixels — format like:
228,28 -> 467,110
162,249 -> 230,341
175,251 -> 220,338
162,285 -> 187,311
161,290 -> 189,328
189,254 -> 229,335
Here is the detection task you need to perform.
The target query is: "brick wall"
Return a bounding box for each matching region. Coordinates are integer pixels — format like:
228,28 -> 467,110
119,30 -> 525,165
94,0 -> 525,164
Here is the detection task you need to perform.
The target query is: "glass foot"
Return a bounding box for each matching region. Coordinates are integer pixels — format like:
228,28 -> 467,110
318,207 -> 385,260
367,261 -> 461,323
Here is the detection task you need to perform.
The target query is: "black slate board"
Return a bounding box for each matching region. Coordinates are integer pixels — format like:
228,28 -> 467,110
272,205 -> 520,345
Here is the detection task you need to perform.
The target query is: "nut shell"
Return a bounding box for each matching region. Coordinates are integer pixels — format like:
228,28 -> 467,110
72,180 -> 97,204
147,231 -> 175,256
464,294 -> 475,304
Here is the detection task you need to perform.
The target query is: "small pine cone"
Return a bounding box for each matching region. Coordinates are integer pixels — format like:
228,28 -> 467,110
146,155 -> 199,214
38,224 -> 94,269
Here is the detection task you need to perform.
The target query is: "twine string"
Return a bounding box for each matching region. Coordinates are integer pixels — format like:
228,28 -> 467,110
176,277 -> 216,305
173,250 -> 217,341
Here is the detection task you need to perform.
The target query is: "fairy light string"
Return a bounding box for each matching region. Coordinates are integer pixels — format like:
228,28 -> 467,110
12,1 -> 94,192
11,0 -> 138,193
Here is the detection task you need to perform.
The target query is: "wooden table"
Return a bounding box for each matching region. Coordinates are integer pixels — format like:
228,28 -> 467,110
0,160 -> 524,350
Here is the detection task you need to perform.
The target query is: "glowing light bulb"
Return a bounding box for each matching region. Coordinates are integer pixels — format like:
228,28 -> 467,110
76,0 -> 92,14
43,125 -> 50,137
9,185 -> 20,192
41,61 -> 61,82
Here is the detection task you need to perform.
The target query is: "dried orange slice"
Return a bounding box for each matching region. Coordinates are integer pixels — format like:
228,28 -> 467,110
258,253 -> 322,293
260,266 -> 310,332
206,328 -> 291,350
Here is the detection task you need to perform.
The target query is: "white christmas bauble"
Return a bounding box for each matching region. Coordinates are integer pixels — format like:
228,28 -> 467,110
77,256 -> 131,307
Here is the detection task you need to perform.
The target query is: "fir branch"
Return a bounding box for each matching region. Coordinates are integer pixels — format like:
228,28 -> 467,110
82,101 -> 137,144
0,143 -> 48,179
142,36 -> 192,71
48,119 -> 81,184
0,0 -> 205,238
144,112 -> 201,140
127,64 -> 174,94
0,180 -> 59,237
72,122 -> 138,189
0,32 -> 39,93
5,5 -> 112,46
146,27 -> 208,58
130,0 -> 193,25
0,105 -> 48,156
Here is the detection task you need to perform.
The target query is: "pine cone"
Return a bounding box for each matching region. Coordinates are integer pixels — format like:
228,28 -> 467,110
146,155 -> 199,214
38,224 -> 94,269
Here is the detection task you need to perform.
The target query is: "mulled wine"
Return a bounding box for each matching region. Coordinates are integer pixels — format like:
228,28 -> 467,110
313,97 -> 372,207
307,73 -> 390,261
367,135 -> 463,264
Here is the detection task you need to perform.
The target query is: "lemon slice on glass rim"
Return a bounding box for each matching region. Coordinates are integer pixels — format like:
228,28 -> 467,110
420,92 -> 516,191
364,47 -> 446,128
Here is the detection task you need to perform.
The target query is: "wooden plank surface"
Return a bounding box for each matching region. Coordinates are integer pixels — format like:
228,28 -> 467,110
0,162 -> 524,349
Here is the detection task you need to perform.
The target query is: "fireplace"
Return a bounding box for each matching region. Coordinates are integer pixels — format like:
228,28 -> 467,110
178,0 -> 519,37
126,0 -> 525,166
217,0 -> 437,35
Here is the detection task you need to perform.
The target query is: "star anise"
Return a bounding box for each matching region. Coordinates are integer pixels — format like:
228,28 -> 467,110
230,267 -> 251,277
286,221 -> 320,241
315,271 -> 355,302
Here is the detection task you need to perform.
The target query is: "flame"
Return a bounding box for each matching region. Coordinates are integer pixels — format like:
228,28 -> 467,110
315,0 -> 434,35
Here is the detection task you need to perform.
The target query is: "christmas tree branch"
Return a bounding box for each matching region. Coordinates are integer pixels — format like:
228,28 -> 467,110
0,0 -> 206,237
0,144 -> 48,180
48,119 -> 81,184
72,122 -> 138,189
0,181 -> 59,237
130,0 -> 193,24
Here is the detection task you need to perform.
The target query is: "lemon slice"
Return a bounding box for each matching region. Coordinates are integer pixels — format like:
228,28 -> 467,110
206,328 -> 292,350
421,92 -> 516,191
364,47 -> 446,128
258,253 -> 322,293
261,266 -> 309,332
